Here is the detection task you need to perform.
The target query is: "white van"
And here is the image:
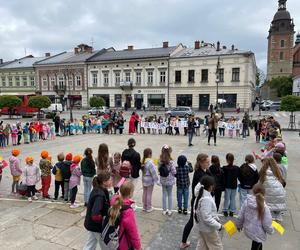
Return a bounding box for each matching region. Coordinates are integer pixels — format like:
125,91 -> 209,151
41,103 -> 63,113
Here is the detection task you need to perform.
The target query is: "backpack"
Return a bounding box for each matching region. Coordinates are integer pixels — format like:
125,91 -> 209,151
119,161 -> 132,178
158,163 -> 170,177
100,205 -> 131,250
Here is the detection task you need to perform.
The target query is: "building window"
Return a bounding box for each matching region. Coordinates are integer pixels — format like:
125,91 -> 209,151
160,71 -> 166,83
1,77 -> 6,86
280,51 -> 284,60
68,76 -> 73,89
232,68 -> 240,82
58,76 -> 64,89
148,94 -> 165,107
176,94 -> 192,106
125,72 -> 131,82
92,72 -> 98,85
218,68 -> 224,82
22,76 -> 27,86
30,77 -> 35,86
147,71 -> 153,84
115,72 -> 120,84
136,71 -> 141,84
103,72 -> 109,85
15,77 -> 20,86
280,40 -> 285,48
50,77 -> 55,89
175,70 -> 181,83
76,75 -> 81,86
42,77 -> 48,87
8,77 -> 13,86
201,69 -> 208,82
115,94 -> 122,107
217,93 -> 237,108
188,70 -> 195,83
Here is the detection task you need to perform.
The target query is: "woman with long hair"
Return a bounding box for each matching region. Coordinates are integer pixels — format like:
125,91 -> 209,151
259,157 -> 286,222
81,148 -> 96,206
236,183 -> 274,250
96,143 -> 112,174
110,181 -> 142,250
83,170 -> 112,250
158,145 -> 176,216
180,153 -> 211,249
209,155 -> 224,212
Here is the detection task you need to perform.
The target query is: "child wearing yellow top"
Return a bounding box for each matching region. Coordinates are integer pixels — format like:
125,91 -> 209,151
52,153 -> 65,200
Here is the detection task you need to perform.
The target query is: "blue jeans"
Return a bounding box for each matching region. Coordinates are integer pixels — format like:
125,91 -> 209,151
240,188 -> 251,208
223,188 -> 237,213
83,176 -> 93,204
177,187 -> 189,209
188,132 -> 193,145
162,185 -> 173,211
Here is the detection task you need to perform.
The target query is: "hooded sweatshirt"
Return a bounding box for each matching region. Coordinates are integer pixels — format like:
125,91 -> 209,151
9,156 -> 22,176
238,163 -> 259,190
69,163 -> 82,189
236,194 -> 274,243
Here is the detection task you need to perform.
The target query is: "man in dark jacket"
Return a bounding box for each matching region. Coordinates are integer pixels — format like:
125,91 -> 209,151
121,138 -> 141,209
53,113 -> 60,136
187,116 -> 196,146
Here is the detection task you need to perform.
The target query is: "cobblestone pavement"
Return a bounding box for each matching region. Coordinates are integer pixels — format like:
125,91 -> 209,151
0,130 -> 299,249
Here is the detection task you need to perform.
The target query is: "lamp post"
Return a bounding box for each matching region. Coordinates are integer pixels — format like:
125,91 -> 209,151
215,56 -> 220,112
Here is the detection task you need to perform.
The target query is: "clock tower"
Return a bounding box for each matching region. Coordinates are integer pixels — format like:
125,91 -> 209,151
267,0 -> 295,80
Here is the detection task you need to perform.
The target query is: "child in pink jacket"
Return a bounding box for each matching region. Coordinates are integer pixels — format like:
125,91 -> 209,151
110,181 -> 141,250
69,155 -> 82,209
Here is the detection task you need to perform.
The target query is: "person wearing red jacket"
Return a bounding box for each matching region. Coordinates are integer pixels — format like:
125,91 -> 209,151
110,181 -> 142,250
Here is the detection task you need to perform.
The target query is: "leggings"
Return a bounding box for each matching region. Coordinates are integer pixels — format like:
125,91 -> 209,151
251,240 -> 263,250
182,197 -> 195,243
27,185 -> 36,197
213,190 -> 222,212
70,186 -> 78,204
12,181 -> 19,193
208,128 -> 217,144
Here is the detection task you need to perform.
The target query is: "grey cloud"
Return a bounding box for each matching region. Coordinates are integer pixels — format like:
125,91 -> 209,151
0,0 -> 299,72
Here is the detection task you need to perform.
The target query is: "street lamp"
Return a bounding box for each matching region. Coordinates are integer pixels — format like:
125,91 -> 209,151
215,56 -> 220,112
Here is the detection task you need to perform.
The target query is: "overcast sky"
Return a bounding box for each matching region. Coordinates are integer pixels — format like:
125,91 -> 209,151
0,0 -> 299,72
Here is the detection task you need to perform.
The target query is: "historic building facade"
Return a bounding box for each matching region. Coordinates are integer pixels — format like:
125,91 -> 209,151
169,41 -> 256,110
0,55 -> 45,96
34,44 -> 103,108
86,42 -> 184,109
267,0 -> 295,80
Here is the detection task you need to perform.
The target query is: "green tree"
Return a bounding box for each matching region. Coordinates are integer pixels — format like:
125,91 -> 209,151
256,67 -> 266,86
89,96 -> 105,107
28,96 -> 51,118
267,75 -> 293,97
0,95 -> 22,117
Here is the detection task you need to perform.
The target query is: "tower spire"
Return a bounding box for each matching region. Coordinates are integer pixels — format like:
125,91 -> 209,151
278,0 -> 287,10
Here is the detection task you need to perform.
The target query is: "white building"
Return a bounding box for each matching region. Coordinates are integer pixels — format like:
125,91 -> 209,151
169,41 -> 257,110
87,42 -> 184,109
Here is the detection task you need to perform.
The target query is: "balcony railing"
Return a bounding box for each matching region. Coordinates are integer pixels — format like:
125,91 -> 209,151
120,81 -> 133,90
54,85 -> 66,95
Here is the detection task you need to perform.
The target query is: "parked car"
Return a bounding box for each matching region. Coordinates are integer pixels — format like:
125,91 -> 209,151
165,106 -> 195,118
41,103 -> 63,114
260,101 -> 281,111
260,100 -> 273,111
88,106 -> 109,115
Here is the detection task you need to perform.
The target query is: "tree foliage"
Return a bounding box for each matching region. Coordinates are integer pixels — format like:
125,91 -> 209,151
0,95 -> 22,109
89,96 -> 105,107
280,95 -> 300,112
256,67 -> 266,86
28,96 -> 51,110
267,75 -> 293,97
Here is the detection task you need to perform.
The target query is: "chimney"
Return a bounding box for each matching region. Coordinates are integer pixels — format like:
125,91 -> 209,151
163,41 -> 169,48
216,41 -> 220,51
231,44 -> 235,51
74,47 -> 79,54
0,59 -> 3,64
223,46 -> 227,50
128,45 -> 134,51
194,41 -> 200,49
45,53 -> 51,57
85,46 -> 93,53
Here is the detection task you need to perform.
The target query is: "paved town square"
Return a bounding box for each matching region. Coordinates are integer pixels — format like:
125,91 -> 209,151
0,124 -> 299,249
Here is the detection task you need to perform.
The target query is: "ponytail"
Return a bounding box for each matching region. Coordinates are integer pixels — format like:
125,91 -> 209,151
252,183 -> 266,222
109,196 -> 124,225
194,186 -> 204,223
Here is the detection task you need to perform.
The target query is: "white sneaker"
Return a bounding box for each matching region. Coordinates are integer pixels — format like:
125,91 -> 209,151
162,210 -> 168,215
28,197 -> 32,202
167,210 -> 172,216
32,196 -> 38,200
146,208 -> 154,213
70,203 -> 79,209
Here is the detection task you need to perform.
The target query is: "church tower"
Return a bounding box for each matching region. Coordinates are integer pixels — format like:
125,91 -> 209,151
267,0 -> 295,80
